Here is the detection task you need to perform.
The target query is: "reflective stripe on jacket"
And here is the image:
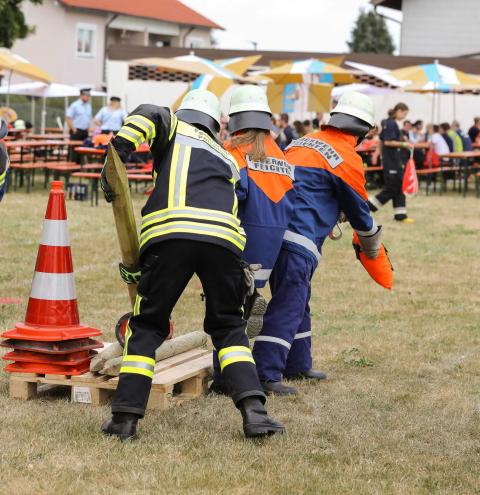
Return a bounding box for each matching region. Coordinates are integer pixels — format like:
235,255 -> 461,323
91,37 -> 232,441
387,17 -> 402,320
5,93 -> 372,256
113,104 -> 246,256
225,134 -> 295,287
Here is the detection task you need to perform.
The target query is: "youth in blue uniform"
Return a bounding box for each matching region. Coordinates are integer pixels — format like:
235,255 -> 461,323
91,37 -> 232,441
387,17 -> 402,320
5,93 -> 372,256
252,92 -> 383,395
210,85 -> 295,394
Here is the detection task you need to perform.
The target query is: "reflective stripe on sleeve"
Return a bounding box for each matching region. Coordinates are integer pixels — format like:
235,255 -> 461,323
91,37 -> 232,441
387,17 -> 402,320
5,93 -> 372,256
254,268 -> 272,282
117,126 -> 144,147
283,230 -> 321,262
254,335 -> 291,350
30,272 -> 76,300
0,169 -> 6,187
218,345 -> 255,372
120,354 -> 155,379
355,221 -> 378,237
125,115 -> 156,140
294,331 -> 312,340
40,219 -> 70,247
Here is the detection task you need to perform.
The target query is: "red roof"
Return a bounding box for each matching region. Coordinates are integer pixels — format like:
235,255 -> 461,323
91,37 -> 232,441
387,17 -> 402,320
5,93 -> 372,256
60,0 -> 223,29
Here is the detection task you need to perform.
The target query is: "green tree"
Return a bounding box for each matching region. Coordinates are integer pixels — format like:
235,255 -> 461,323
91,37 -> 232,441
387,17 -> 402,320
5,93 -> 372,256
0,0 -> 43,48
347,9 -> 395,54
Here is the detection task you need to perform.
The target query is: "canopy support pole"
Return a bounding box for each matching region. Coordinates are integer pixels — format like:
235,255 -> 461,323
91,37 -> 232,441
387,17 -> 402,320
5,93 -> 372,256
6,70 -> 12,107
41,96 -> 46,134
30,96 -> 35,130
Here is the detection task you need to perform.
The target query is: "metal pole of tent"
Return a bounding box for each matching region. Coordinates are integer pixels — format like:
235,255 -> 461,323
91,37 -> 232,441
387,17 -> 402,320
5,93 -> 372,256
453,91 -> 456,121
41,96 -> 46,134
6,70 -> 12,107
30,97 -> 35,130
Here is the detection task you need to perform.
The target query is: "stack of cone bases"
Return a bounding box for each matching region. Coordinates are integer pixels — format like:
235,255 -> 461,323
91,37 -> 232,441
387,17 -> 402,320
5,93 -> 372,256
1,181 -> 102,375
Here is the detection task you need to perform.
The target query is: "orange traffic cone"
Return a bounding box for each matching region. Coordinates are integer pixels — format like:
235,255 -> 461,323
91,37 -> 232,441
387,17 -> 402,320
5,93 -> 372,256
1,181 -> 102,375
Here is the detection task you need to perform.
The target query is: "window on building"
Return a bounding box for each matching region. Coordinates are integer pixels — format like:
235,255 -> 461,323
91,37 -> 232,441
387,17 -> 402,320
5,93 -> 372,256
76,24 -> 97,57
188,37 -> 205,48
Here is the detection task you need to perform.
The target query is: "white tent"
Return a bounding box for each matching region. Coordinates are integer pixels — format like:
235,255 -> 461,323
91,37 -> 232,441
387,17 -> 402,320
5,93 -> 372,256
0,81 -> 106,97
0,82 -> 106,132
345,61 -> 409,88
331,83 -> 395,98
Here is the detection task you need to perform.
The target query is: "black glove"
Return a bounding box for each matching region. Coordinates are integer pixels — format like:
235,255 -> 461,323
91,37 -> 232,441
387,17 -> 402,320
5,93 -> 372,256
119,262 -> 141,284
100,163 -> 115,203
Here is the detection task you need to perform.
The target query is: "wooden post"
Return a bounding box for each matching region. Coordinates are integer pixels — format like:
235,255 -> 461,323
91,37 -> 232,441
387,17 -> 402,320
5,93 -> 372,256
104,143 -> 140,308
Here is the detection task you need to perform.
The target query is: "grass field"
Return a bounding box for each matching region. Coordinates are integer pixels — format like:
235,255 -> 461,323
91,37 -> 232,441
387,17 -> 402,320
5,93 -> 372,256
0,186 -> 479,495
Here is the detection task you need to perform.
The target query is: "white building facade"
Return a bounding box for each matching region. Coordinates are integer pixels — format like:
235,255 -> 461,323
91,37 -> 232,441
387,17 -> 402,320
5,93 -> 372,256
374,0 -> 480,57
11,0 -> 220,88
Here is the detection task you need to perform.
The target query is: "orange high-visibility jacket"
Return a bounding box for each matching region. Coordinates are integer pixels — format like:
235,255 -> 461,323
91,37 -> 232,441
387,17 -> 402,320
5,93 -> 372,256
225,134 -> 295,287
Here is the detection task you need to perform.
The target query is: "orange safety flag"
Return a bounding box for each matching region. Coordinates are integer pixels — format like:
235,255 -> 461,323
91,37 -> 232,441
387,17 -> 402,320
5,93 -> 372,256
352,232 -> 394,290
402,154 -> 419,196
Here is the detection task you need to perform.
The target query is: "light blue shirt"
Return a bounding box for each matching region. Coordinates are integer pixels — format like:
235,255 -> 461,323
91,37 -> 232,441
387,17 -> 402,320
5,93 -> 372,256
94,106 -> 128,131
66,99 -> 92,130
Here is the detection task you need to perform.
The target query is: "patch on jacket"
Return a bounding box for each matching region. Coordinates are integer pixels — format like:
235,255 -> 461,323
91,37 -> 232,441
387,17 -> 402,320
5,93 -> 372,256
246,156 -> 295,180
287,138 -> 343,169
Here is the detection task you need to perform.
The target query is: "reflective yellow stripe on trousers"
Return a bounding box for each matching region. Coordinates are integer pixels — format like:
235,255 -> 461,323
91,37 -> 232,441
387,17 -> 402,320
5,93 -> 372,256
218,346 -> 255,372
120,354 -> 155,379
121,294 -> 156,379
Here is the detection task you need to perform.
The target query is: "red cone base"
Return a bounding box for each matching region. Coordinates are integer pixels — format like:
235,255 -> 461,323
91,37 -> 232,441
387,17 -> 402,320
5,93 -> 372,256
5,361 -> 91,376
0,338 -> 103,355
2,322 -> 102,342
3,350 -> 95,366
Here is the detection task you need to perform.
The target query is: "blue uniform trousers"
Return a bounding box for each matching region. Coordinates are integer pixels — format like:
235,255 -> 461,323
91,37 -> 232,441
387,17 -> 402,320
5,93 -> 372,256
253,246 -> 315,382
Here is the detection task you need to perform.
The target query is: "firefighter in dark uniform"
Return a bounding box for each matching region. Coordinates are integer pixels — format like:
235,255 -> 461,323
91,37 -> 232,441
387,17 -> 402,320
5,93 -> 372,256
368,103 -> 414,223
0,120 -> 9,202
100,90 -> 284,440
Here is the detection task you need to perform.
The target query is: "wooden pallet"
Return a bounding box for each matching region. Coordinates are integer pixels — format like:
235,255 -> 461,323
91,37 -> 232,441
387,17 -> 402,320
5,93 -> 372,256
8,348 -> 212,411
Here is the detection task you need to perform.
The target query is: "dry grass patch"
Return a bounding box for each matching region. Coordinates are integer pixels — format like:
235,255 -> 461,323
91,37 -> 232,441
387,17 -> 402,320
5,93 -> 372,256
0,186 -> 479,494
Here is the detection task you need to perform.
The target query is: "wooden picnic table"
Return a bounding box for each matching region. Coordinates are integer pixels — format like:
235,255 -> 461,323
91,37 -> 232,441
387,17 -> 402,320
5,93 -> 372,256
72,171 -> 152,205
439,151 -> 480,197
29,134 -> 70,140
74,145 -> 150,155
6,140 -> 84,163
44,162 -> 81,184
75,147 -> 106,156
45,127 -> 65,133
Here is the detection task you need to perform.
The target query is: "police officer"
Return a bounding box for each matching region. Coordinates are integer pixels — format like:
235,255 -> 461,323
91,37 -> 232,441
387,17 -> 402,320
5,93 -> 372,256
66,88 -> 92,163
368,103 -> 414,222
66,88 -> 92,141
210,85 -> 296,393
0,119 -> 9,202
93,96 -> 128,134
252,92 -> 383,395
100,90 -> 284,440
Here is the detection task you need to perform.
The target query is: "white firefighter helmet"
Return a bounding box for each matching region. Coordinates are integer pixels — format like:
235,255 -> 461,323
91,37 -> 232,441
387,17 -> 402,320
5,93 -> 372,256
228,85 -> 272,133
330,91 -> 375,127
176,89 -> 221,136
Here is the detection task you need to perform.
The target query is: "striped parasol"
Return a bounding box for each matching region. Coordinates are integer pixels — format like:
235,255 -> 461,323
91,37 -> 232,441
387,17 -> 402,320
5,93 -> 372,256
262,58 -> 354,85
172,56 -> 262,109
389,62 -> 480,92
133,55 -> 242,80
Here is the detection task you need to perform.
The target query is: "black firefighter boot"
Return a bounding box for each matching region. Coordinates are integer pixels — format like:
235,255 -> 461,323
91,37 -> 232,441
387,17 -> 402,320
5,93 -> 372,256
101,412 -> 140,441
238,397 -> 285,438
